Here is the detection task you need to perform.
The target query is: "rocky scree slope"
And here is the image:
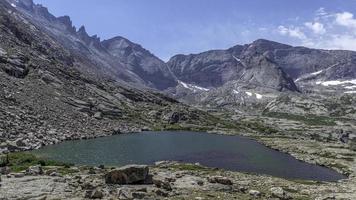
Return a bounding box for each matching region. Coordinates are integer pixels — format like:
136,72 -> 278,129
0,0 -> 225,153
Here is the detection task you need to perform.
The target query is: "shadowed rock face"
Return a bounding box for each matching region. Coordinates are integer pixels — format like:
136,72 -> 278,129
7,0 -> 177,91
167,38 -> 356,92
167,39 -> 299,92
102,37 -> 177,90
168,50 -> 244,88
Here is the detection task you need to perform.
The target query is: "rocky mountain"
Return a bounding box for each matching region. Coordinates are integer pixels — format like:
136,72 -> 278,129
6,0 -> 177,91
168,40 -> 299,92
101,37 -> 177,90
166,39 -> 356,113
0,0 -> 229,153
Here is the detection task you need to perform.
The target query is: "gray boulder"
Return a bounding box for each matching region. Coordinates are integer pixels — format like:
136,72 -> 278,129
152,175 -> 172,191
270,187 -> 288,199
207,176 -> 233,185
26,165 -> 43,175
105,165 -> 149,184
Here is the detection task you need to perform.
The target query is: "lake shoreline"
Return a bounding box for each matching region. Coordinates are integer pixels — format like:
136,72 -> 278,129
1,128 -> 356,199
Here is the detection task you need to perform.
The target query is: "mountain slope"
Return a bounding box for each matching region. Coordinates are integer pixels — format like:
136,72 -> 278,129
167,40 -> 299,93
166,39 -> 356,112
102,37 -> 177,90
0,0 -> 225,153
7,0 -> 177,91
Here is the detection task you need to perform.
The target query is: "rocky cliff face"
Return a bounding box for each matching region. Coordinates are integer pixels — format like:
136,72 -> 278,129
6,0 -> 177,91
102,37 -> 177,90
167,39 -> 299,94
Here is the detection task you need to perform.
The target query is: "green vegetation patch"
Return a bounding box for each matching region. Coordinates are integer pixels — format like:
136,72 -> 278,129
263,112 -> 337,126
242,121 -> 279,134
1,152 -> 73,172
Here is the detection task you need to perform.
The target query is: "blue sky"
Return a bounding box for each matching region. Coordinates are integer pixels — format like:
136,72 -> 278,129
34,0 -> 356,61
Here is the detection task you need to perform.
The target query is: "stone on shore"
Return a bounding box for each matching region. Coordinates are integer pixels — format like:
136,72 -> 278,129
105,165 -> 149,184
26,165 -> 43,175
207,176 -> 233,185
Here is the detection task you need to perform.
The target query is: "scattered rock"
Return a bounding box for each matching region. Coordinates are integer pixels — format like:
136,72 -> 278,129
0,167 -> 11,175
13,173 -> 25,178
117,188 -> 132,199
207,176 -> 233,185
152,175 -> 172,191
105,165 -> 149,184
85,189 -> 104,199
154,189 -> 169,197
50,172 -> 60,177
270,187 -> 288,199
26,165 -> 43,175
131,191 -> 146,199
94,112 -> 103,120
249,189 -> 261,197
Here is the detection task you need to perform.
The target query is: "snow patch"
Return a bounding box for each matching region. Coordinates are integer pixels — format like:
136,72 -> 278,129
255,93 -> 263,99
245,91 -> 263,99
311,70 -> 323,76
245,92 -> 253,96
316,79 -> 356,86
296,70 -> 323,82
232,55 -> 241,62
233,90 -> 239,94
345,91 -> 356,94
345,86 -> 356,90
178,81 -> 210,92
11,3 -> 16,7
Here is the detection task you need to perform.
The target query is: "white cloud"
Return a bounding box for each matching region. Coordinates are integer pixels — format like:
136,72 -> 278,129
304,22 -> 326,34
278,25 -> 306,40
277,9 -> 356,51
324,35 -> 356,51
316,7 -> 327,16
335,12 -> 356,30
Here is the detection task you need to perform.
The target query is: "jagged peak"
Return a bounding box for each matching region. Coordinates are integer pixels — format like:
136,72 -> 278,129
102,36 -> 147,53
77,26 -> 90,39
77,26 -> 87,34
102,36 -> 135,46
57,16 -> 72,26
57,16 -> 76,33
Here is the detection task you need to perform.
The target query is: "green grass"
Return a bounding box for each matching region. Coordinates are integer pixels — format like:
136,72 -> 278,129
241,121 -> 279,134
1,152 -> 73,172
263,112 -> 337,126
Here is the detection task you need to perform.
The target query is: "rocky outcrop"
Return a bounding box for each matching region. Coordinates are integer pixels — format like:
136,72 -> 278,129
25,165 -> 43,176
207,176 -> 233,185
105,165 -> 150,184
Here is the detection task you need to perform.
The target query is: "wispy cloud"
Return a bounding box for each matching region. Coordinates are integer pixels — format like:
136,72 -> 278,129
278,26 -> 307,40
304,22 -> 325,34
277,8 -> 356,51
335,12 -> 356,31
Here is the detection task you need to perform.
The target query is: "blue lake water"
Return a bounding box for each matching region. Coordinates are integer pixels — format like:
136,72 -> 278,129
32,131 -> 346,181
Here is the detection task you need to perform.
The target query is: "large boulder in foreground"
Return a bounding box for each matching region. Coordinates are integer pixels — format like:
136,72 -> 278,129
105,165 -> 149,184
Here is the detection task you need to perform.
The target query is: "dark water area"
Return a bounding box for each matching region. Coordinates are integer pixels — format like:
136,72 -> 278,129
32,131 -> 346,181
